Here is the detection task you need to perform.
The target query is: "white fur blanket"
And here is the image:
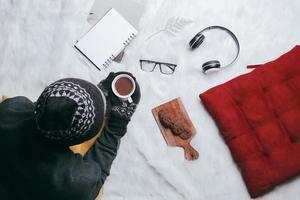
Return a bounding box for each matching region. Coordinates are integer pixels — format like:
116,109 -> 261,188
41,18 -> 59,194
1,0 -> 300,199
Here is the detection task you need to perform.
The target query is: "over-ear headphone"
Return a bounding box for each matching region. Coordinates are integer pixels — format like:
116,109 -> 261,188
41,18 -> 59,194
189,26 -> 240,73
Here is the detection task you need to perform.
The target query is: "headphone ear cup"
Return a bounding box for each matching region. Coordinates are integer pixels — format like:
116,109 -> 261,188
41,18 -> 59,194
202,60 -> 221,73
189,33 -> 205,50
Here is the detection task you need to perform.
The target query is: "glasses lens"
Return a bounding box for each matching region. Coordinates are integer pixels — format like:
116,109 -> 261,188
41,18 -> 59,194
160,64 -> 175,74
140,61 -> 156,72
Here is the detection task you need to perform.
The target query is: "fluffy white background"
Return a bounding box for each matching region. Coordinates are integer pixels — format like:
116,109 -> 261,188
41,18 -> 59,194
1,0 -> 300,199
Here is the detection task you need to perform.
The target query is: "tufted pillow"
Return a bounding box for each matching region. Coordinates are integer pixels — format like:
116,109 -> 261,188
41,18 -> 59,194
200,46 -> 300,198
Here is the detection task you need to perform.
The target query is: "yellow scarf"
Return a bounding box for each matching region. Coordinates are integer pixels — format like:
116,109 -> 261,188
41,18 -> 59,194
0,96 -> 8,103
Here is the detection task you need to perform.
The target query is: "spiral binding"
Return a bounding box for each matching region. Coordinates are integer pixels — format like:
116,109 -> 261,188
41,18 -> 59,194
102,54 -> 115,68
122,33 -> 136,46
102,33 -> 137,69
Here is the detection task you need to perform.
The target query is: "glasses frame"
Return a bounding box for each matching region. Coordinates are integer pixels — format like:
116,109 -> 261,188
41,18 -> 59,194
139,59 -> 177,75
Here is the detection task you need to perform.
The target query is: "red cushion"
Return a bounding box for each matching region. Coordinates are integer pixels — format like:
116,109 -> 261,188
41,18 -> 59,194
200,46 -> 300,198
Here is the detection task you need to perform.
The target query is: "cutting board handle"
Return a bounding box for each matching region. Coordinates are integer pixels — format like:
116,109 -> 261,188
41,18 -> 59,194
182,143 -> 199,161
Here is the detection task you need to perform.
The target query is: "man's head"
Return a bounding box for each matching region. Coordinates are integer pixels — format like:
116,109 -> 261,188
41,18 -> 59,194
34,78 -> 106,146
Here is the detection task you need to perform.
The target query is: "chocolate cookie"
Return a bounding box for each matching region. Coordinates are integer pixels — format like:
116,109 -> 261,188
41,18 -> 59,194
172,121 -> 192,140
158,108 -> 174,128
158,109 -> 192,140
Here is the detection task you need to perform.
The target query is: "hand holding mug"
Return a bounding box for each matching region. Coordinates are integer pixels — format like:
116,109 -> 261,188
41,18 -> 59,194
98,72 -> 141,121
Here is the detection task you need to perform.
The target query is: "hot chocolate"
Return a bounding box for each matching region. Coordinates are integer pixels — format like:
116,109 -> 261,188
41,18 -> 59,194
115,77 -> 134,96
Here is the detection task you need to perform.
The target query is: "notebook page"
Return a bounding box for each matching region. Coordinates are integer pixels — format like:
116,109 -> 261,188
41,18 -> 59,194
75,8 -> 137,69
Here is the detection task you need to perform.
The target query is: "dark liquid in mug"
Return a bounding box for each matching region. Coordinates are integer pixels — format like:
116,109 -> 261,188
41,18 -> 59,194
115,77 -> 134,96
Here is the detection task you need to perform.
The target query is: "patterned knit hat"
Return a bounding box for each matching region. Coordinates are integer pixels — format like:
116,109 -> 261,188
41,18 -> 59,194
34,78 -> 106,146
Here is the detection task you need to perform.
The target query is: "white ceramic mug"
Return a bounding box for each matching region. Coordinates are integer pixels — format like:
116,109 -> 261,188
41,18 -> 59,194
111,74 -> 136,103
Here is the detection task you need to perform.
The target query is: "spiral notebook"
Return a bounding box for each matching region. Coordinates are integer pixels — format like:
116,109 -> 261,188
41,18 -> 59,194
75,8 -> 138,70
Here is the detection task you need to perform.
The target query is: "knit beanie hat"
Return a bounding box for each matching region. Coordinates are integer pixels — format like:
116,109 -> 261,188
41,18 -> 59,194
34,78 -> 106,146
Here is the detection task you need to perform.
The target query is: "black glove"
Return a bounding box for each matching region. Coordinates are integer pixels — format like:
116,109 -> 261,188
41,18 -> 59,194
97,72 -> 115,100
98,71 -> 141,121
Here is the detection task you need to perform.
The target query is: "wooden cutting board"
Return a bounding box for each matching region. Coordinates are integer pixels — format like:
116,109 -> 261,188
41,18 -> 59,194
152,97 -> 199,160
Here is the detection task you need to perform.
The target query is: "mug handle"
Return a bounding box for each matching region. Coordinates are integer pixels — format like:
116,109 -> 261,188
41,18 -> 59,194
128,97 -> 133,103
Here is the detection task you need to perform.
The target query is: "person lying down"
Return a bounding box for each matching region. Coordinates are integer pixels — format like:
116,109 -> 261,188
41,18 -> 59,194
0,72 -> 140,200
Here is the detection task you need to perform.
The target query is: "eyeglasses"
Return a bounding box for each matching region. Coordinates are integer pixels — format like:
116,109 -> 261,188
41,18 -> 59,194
139,60 -> 177,75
